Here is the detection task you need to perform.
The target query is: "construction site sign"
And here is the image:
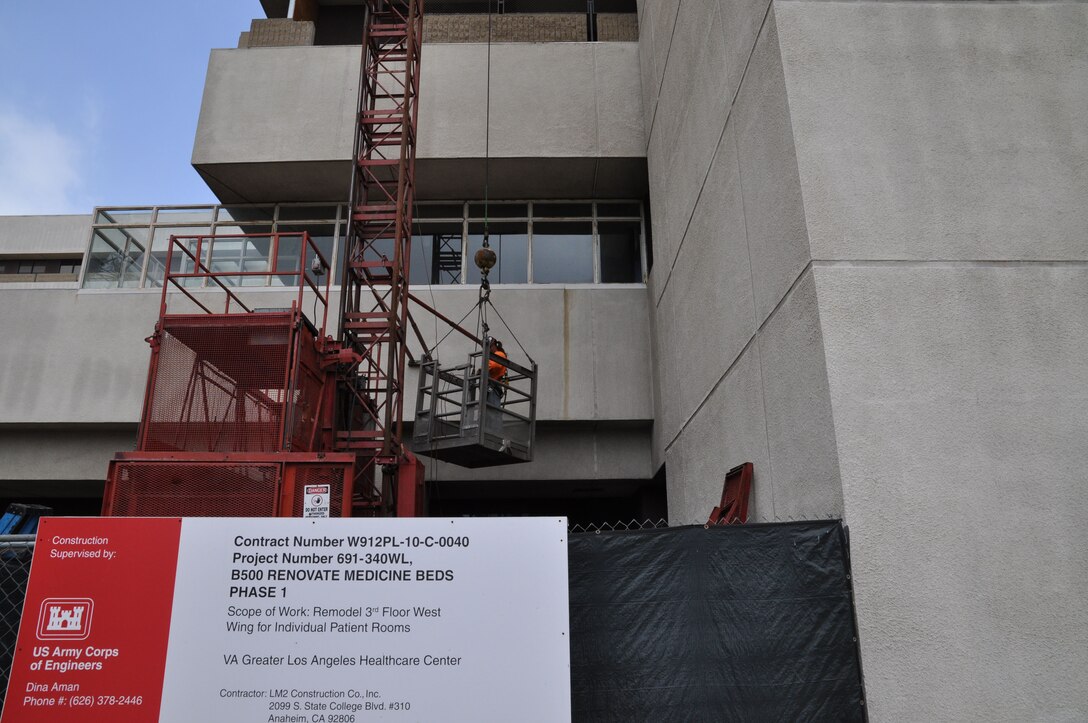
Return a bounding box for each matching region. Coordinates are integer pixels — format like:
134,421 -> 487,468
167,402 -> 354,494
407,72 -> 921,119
3,516 -> 571,722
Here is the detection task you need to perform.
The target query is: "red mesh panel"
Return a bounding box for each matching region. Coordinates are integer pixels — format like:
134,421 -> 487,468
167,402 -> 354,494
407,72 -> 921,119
287,328 -> 326,452
142,314 -> 293,453
289,465 -> 348,518
106,462 -> 279,517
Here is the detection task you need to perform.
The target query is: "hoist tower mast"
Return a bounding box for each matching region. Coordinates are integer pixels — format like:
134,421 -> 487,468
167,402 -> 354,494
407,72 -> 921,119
335,0 -> 427,514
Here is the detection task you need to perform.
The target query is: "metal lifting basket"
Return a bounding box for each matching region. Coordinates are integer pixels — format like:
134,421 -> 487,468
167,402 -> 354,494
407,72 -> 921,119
411,336 -> 537,468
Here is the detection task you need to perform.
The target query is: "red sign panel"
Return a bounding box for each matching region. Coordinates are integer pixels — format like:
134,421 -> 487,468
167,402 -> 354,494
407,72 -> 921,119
2,518 -> 182,722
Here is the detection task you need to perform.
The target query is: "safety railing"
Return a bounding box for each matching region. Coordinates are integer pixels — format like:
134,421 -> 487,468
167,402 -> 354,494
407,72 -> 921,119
159,232 -> 331,333
412,343 -> 537,467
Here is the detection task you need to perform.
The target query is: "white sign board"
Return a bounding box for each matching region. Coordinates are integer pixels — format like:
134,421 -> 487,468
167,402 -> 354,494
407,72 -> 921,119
3,517 -> 569,723
159,517 -> 571,722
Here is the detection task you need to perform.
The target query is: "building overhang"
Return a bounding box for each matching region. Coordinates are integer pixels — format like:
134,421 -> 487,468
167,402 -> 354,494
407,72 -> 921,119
195,156 -> 647,203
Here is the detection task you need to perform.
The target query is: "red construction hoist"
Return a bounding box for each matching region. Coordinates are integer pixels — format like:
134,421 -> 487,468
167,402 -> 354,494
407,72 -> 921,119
103,0 -> 536,521
336,0 -> 428,516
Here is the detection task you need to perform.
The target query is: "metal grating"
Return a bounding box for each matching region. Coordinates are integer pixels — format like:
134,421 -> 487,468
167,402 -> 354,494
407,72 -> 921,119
106,463 -> 280,517
142,314 -> 293,453
286,327 -> 327,452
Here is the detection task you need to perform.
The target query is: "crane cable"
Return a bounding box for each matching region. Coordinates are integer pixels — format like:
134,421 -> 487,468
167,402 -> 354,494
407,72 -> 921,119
484,0 -> 493,239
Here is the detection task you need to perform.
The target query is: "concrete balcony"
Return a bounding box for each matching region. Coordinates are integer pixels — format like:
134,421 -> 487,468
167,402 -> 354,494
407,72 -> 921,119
192,42 -> 646,203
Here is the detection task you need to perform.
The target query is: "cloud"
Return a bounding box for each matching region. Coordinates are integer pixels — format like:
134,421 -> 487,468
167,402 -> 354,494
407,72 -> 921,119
0,110 -> 89,215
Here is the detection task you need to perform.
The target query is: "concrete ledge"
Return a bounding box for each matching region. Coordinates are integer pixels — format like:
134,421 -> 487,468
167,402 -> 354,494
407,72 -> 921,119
193,43 -> 646,202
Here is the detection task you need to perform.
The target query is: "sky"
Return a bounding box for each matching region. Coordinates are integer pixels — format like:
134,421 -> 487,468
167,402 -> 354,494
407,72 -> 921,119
0,1 -> 266,216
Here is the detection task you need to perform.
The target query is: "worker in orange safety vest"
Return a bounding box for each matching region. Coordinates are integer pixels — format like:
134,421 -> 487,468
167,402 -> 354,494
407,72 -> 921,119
487,338 -> 508,407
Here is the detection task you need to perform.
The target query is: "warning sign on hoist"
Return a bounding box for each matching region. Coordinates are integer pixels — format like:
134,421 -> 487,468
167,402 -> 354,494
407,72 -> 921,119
303,484 -> 330,518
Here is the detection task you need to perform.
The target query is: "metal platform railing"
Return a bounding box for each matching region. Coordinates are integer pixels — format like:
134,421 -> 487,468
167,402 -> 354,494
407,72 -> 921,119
412,345 -> 537,468
160,232 -> 331,332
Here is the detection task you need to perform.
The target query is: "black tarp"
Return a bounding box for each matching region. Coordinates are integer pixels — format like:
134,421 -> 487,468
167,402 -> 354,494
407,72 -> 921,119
568,522 -> 866,722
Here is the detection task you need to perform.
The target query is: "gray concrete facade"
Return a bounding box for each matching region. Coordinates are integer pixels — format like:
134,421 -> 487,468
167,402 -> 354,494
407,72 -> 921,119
193,42 -> 647,202
641,0 -> 1088,717
0,215 -> 92,256
0,282 -> 654,487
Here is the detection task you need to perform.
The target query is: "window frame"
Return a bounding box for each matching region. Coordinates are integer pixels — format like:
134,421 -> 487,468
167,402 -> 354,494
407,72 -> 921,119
81,200 -> 646,290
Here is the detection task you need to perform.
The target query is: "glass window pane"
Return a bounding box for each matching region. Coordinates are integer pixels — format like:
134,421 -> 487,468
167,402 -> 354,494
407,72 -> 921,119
154,207 -> 214,224
166,237 -> 208,285
278,205 -> 338,222
467,203 -> 527,219
18,263 -> 33,274
532,221 -> 593,283
337,229 -> 349,282
596,202 -> 641,218
82,227 -> 148,288
533,203 -> 591,218
412,222 -> 463,284
213,223 -> 273,237
467,222 -> 528,285
598,221 -> 642,283
415,204 -> 464,220
271,233 -> 302,287
217,206 -> 276,224
207,234 -> 272,287
209,227 -> 272,286
277,224 -> 336,286
94,208 -> 153,225
148,226 -> 211,287
242,235 -> 275,286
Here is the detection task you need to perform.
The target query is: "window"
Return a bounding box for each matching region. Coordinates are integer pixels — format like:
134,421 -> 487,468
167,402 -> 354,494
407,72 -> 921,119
413,222 -> 464,285
598,221 -> 642,283
531,221 -> 593,283
147,226 -> 211,287
80,201 -> 646,289
83,227 -> 148,288
94,208 -> 153,225
0,258 -> 81,279
467,222 -> 529,285
277,224 -> 336,286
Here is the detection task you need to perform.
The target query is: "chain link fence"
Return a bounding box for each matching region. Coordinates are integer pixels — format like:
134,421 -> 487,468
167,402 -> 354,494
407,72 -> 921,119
0,536 -> 35,707
569,512 -> 844,534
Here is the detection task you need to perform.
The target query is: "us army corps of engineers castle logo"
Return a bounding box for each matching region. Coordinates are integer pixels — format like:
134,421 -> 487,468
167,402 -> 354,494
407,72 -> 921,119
35,598 -> 94,640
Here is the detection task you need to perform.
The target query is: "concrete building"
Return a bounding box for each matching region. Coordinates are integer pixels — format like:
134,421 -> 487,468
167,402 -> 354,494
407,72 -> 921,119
1,1 -> 1086,718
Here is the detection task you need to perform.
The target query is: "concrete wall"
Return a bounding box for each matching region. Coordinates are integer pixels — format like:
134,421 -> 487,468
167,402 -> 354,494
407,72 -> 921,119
772,2 -> 1088,719
0,215 -> 92,256
0,285 -> 650,425
0,282 -> 653,486
640,0 -> 842,525
814,262 -> 1088,721
192,42 -> 646,201
0,427 -> 135,485
642,0 -> 1088,717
